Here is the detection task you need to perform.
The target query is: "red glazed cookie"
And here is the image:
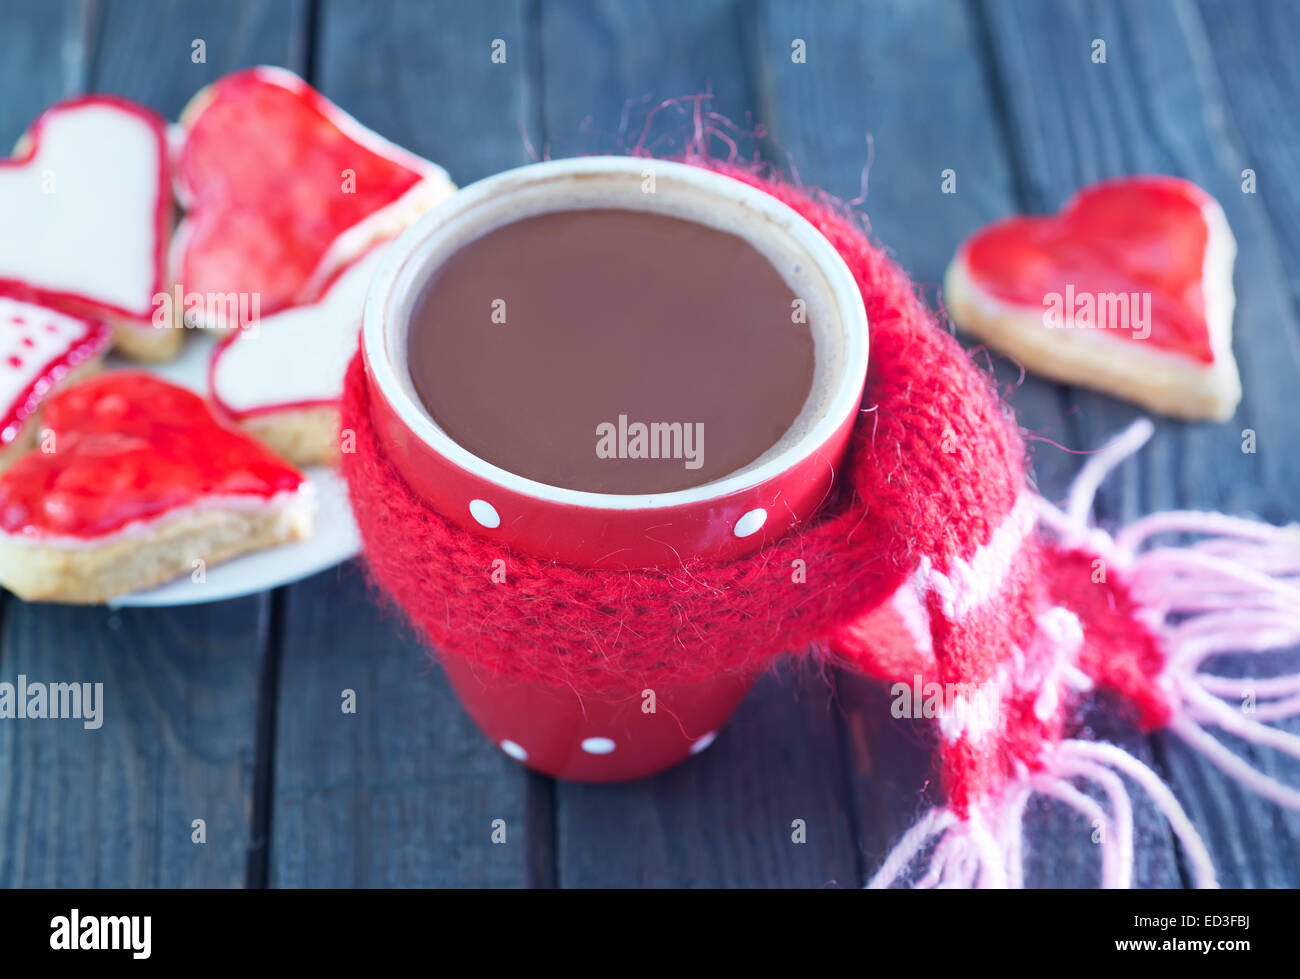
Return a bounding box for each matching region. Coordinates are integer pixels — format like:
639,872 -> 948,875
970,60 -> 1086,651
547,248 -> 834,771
944,176 -> 1241,421
0,371 -> 312,603
0,96 -> 177,362
173,66 -> 454,328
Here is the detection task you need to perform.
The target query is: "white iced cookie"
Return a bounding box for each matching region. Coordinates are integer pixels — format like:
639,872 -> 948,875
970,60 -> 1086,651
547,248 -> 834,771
0,96 -> 178,362
210,246 -> 387,466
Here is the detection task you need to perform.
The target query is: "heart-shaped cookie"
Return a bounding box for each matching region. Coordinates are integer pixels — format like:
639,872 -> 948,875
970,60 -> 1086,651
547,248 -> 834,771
0,96 -> 176,362
173,66 -> 454,328
210,245 -> 386,466
0,371 -> 311,603
0,296 -> 111,472
944,176 -> 1240,420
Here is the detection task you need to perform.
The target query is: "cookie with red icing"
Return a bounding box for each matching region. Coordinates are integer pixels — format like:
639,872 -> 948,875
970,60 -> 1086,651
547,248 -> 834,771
944,176 -> 1241,421
0,296 -> 111,473
173,66 -> 454,329
210,246 -> 384,466
0,96 -> 178,362
0,371 -> 312,603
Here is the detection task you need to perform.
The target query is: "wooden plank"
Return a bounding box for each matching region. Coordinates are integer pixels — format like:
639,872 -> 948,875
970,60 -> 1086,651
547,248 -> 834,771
983,0 -> 1300,887
1196,1 -> 1300,323
267,0 -> 541,888
755,0 -> 1078,491
757,0 -> 1182,885
0,0 -> 306,888
312,0 -> 539,185
535,0 -> 859,888
89,0 -> 311,117
1184,2 -> 1300,883
268,566 -> 540,887
555,663 -> 859,888
539,0 -> 761,158
0,0 -> 92,137
0,600 -> 273,886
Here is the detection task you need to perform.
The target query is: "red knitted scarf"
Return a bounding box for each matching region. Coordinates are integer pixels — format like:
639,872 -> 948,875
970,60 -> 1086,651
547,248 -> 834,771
341,163 -> 1300,888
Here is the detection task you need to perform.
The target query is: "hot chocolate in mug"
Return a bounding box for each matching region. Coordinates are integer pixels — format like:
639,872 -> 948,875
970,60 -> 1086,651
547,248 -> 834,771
362,157 -> 869,781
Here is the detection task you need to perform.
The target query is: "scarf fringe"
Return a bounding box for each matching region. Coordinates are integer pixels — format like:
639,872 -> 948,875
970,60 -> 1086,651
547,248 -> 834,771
868,740 -> 1217,888
1041,419 -> 1300,812
872,419 -> 1297,887
1126,515 -> 1300,809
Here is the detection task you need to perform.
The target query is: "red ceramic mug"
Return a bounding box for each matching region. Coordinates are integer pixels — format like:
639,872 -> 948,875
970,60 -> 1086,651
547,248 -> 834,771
362,157 -> 869,781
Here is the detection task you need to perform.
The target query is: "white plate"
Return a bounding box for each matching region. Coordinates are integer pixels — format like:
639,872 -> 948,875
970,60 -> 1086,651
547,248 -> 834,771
14,331 -> 360,608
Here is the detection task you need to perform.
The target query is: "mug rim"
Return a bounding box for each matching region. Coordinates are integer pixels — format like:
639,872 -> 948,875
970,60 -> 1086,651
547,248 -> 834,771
362,155 -> 869,512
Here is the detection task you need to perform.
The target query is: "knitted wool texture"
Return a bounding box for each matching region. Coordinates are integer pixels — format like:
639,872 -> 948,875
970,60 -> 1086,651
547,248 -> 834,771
339,164 -> 1174,817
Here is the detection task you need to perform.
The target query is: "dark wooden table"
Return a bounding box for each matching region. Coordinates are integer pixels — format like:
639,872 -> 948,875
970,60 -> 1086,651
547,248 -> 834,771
1,0 -> 1297,888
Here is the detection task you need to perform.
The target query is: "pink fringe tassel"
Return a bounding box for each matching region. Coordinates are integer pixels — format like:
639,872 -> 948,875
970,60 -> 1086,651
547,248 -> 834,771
867,739 -> 1213,888
1043,419 -> 1300,811
872,418 -> 1299,888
